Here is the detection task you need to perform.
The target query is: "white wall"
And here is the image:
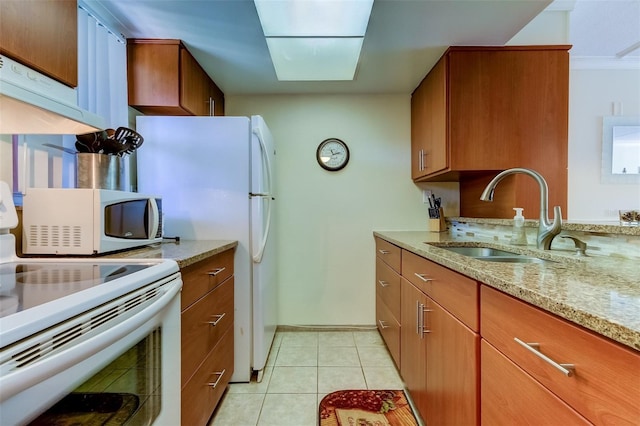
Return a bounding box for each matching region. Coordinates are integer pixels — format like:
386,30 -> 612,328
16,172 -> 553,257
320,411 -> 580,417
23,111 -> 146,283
227,95 -> 431,326
568,68 -> 640,221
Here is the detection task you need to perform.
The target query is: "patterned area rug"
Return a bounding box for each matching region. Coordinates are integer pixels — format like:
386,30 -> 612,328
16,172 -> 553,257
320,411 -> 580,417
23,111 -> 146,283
319,390 -> 419,426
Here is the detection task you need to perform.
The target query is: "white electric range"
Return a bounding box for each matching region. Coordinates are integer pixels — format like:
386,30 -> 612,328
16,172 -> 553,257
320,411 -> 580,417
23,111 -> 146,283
0,182 -> 182,425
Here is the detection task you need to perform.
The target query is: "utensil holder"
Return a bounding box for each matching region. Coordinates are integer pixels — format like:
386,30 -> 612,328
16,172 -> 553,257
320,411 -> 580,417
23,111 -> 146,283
76,153 -> 125,191
429,208 -> 446,232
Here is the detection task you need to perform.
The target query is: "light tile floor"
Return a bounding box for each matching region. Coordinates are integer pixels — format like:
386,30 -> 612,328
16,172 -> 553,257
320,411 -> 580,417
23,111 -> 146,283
209,329 -> 407,426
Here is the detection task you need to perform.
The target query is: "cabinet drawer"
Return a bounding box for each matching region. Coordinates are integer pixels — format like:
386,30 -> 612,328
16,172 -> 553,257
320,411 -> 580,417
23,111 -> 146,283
181,248 -> 234,310
375,237 -> 401,272
376,295 -> 400,369
182,277 -> 234,386
481,340 -> 590,425
481,285 -> 640,425
376,257 -> 401,320
402,250 -> 478,331
182,328 -> 234,426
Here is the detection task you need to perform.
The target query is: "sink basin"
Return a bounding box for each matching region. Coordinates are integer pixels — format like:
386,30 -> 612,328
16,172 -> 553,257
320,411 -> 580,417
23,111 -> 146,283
436,245 -> 553,264
440,247 -> 519,257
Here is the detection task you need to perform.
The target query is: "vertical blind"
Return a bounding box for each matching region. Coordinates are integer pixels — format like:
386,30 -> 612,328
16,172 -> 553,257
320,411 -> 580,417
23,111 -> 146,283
77,5 -> 128,129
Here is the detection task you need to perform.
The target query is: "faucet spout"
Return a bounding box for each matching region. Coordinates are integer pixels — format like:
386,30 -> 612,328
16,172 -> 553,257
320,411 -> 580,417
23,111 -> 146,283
480,168 -> 562,250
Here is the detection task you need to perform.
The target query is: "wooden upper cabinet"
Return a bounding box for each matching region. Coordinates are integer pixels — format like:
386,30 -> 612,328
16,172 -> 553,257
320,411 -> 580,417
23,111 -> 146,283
127,39 -> 225,116
411,57 -> 447,179
411,45 -> 570,219
0,0 -> 78,87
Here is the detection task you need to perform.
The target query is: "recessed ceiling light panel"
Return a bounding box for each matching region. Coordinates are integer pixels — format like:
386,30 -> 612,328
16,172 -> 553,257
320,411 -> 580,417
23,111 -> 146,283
254,0 -> 374,37
266,37 -> 364,80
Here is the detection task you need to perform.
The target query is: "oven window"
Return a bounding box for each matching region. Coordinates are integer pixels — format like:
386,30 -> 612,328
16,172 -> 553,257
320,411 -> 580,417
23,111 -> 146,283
104,200 -> 150,239
29,328 -> 162,425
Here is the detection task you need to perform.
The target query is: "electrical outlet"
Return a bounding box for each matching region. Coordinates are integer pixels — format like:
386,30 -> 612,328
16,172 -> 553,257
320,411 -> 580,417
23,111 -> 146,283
423,190 -> 432,204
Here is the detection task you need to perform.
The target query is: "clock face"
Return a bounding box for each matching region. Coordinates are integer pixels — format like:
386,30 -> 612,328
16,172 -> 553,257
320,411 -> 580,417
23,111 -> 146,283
317,138 -> 350,171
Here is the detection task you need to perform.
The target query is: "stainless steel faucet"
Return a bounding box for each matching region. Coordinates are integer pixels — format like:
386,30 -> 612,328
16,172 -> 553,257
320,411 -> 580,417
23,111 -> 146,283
480,168 -> 562,250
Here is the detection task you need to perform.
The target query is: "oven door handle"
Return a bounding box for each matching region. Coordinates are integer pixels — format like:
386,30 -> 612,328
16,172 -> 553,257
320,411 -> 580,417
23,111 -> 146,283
0,280 -> 181,402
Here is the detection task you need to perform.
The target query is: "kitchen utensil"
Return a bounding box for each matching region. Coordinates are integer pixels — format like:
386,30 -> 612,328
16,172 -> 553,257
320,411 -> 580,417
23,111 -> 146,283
43,143 -> 76,155
76,130 -> 108,152
75,140 -> 92,153
113,127 -> 144,154
101,137 -> 130,156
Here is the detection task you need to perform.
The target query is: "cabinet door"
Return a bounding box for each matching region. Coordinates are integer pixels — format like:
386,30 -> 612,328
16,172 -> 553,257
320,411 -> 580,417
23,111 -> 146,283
400,278 -> 428,420
0,0 -> 78,87
209,80 -> 225,116
182,328 -> 234,426
482,340 -> 590,425
425,296 -> 479,426
180,47 -> 210,116
421,57 -> 447,175
127,41 -> 183,114
411,56 -> 447,180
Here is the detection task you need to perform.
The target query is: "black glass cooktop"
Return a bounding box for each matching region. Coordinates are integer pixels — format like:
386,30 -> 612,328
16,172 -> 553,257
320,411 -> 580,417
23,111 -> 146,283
0,261 -> 152,318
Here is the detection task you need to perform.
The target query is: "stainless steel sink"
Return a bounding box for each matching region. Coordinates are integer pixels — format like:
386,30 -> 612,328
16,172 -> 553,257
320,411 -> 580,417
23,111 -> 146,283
440,247 -> 519,257
436,245 -> 553,264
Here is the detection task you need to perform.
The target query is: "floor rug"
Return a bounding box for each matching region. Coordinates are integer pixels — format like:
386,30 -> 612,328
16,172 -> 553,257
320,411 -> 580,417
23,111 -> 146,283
319,389 -> 419,426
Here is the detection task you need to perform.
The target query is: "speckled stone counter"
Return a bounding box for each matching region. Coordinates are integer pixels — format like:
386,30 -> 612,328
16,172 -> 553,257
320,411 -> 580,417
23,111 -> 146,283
373,230 -> 640,352
106,240 -> 237,268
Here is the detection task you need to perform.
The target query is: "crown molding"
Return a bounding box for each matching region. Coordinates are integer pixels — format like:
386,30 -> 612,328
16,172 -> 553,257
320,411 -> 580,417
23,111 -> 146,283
571,56 -> 640,70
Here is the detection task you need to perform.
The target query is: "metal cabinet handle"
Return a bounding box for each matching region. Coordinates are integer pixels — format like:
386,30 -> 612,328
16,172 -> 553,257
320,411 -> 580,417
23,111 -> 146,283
419,149 -> 423,171
414,273 -> 433,283
208,313 -> 226,326
378,320 -> 389,329
416,301 -> 421,334
514,337 -> 575,377
208,267 -> 226,276
378,280 -> 389,288
208,369 -> 226,388
378,249 -> 390,255
420,305 -> 432,337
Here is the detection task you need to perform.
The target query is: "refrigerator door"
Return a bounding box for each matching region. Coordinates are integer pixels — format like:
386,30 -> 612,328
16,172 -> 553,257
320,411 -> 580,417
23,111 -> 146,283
136,115 -> 254,382
250,115 -> 277,376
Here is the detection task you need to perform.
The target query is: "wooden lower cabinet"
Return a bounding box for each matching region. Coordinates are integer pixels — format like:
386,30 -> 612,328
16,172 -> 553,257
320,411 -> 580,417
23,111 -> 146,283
425,296 -> 479,426
400,278 -> 428,419
182,328 -> 234,426
180,248 -> 235,425
481,284 -> 640,425
481,340 -> 590,425
375,237 -> 402,368
375,237 -> 640,425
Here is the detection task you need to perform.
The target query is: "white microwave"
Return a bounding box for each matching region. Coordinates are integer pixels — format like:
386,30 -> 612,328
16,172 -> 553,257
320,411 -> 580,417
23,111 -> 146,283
22,188 -> 162,255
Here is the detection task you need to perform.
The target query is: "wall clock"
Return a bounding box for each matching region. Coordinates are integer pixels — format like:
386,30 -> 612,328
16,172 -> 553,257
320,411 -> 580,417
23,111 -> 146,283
316,138 -> 350,171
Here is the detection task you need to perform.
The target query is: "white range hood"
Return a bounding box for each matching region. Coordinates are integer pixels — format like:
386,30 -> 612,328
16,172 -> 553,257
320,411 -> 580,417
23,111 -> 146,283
0,55 -> 105,135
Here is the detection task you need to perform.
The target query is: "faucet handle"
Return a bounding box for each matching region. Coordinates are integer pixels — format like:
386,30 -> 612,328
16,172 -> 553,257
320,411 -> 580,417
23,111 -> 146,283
560,236 -> 587,256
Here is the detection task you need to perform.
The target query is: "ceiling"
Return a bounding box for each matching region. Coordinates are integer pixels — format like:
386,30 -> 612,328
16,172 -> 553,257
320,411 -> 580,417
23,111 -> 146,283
89,0 -> 639,96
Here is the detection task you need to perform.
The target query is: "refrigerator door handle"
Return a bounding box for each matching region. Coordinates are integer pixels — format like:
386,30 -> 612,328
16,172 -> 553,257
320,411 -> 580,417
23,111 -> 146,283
252,125 -> 274,264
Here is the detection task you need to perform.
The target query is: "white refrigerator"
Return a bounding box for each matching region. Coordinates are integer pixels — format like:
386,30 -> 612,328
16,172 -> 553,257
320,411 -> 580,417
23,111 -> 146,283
136,115 -> 277,383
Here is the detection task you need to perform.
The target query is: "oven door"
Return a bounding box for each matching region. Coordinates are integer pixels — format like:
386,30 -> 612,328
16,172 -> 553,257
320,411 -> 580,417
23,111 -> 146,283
0,274 -> 181,426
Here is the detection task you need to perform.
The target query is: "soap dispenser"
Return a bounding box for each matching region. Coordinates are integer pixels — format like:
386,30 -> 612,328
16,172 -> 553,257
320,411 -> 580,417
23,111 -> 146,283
511,208 -> 527,245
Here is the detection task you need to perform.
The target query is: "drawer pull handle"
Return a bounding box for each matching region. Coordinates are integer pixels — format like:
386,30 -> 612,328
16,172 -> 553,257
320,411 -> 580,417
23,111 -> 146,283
514,337 -> 575,377
378,249 -> 390,255
421,306 -> 432,337
208,369 -> 226,388
378,320 -> 389,329
208,313 -> 226,326
208,267 -> 226,276
414,273 -> 433,282
378,280 -> 389,287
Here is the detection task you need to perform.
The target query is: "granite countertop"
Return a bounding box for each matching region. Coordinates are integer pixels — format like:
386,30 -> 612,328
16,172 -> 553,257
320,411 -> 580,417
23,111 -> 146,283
106,239 -> 238,268
373,230 -> 640,352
